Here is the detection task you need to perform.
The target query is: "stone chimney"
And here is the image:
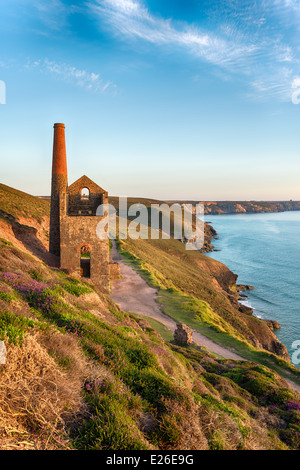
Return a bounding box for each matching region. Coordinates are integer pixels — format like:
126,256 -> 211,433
49,123 -> 68,256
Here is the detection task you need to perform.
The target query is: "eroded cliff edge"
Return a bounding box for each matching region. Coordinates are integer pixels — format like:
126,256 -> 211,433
0,183 -> 292,362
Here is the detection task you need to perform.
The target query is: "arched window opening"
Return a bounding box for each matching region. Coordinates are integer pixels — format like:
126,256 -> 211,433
80,245 -> 91,278
81,187 -> 90,200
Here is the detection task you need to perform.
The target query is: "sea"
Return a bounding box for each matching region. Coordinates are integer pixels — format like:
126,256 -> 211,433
204,210 -> 300,364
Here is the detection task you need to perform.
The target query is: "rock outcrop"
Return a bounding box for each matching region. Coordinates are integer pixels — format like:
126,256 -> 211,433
263,319 -> 281,331
174,323 -> 193,346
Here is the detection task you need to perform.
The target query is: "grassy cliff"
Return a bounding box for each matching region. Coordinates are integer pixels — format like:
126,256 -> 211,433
0,184 -> 49,223
1,239 -> 300,450
0,184 -> 300,450
115,236 -> 295,368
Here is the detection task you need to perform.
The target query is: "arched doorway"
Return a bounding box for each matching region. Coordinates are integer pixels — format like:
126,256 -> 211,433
80,244 -> 91,278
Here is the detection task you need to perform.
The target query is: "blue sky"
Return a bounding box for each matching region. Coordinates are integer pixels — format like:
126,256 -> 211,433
0,0 -> 300,200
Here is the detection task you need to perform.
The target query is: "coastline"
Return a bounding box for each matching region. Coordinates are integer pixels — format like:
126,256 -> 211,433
171,200 -> 300,216
205,211 -> 300,364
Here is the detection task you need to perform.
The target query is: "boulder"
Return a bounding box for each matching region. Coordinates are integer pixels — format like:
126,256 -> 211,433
174,323 -> 193,346
263,319 -> 281,331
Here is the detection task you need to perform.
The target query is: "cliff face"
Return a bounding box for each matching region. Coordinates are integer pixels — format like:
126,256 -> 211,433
204,201 -> 300,215
1,184 -> 300,451
118,234 -> 291,362
202,266 -> 290,362
201,222 -> 218,252
0,184 -> 292,362
168,200 -> 300,216
197,256 -> 290,362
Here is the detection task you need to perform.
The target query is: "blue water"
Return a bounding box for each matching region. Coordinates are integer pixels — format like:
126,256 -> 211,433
204,211 -> 300,362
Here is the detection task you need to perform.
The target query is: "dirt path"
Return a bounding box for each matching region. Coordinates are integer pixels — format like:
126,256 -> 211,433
109,242 -> 300,394
109,242 -> 245,361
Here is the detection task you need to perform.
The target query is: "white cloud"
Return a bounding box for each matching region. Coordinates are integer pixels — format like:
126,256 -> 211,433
28,58 -> 116,94
91,0 -> 258,70
89,0 -> 300,103
33,0 -> 68,30
283,0 -> 300,12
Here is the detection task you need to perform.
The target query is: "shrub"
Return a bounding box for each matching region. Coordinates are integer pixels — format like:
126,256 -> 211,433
61,277 -> 93,297
0,310 -> 36,345
286,401 -> 300,412
223,368 -> 294,406
0,238 -> 13,247
74,379 -> 148,450
279,429 -> 300,449
152,414 -> 181,447
126,343 -> 157,369
0,292 -> 17,303
1,272 -> 56,314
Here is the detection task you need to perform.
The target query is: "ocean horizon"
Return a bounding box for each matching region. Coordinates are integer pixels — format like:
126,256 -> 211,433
205,210 -> 300,365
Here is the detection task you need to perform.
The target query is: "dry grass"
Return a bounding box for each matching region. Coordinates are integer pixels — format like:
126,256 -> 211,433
159,398 -> 209,450
0,330 -> 111,450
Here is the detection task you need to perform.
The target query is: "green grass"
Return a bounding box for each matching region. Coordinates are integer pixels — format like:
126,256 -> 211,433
0,183 -> 50,223
0,291 -> 18,303
1,186 -> 300,450
0,238 -> 13,247
1,239 -> 300,449
74,379 -> 149,450
59,276 -> 94,297
130,313 -> 174,342
115,238 -> 300,387
0,310 -> 37,345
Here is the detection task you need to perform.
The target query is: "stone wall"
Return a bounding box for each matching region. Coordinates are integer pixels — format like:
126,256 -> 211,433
67,175 -> 108,216
49,173 -> 68,256
109,262 -> 121,280
59,192 -> 110,293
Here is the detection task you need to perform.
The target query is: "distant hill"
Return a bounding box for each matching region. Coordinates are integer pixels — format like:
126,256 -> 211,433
40,192 -> 300,216
165,200 -> 300,215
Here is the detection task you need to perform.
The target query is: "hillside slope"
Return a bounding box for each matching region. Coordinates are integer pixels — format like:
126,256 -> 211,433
167,200 -> 300,215
0,184 -> 53,265
1,184 -> 300,450
116,236 -> 291,363
1,238 -> 300,450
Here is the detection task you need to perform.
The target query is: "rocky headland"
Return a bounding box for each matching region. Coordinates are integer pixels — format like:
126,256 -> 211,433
168,200 -> 300,216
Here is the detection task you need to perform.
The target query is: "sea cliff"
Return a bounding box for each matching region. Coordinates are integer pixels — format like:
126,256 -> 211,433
1,183 -> 300,450
168,200 -> 300,215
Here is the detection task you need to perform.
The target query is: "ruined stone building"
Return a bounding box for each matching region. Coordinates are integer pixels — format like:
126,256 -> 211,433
49,123 -> 117,293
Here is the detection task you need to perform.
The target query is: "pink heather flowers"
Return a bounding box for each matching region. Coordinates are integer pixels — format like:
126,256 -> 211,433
287,401 -> 300,411
1,272 -> 56,314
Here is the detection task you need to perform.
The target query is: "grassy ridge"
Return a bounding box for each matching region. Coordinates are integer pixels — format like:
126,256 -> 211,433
0,184 -> 50,223
1,239 -> 300,450
115,237 -> 300,385
1,184 -> 300,450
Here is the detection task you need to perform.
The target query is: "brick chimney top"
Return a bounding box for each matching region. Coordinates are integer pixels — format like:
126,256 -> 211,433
52,123 -> 67,175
